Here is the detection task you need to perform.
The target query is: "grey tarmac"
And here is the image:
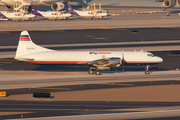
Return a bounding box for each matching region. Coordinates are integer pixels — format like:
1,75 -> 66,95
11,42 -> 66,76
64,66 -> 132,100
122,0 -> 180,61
0,70 -> 180,90
1,6 -> 180,31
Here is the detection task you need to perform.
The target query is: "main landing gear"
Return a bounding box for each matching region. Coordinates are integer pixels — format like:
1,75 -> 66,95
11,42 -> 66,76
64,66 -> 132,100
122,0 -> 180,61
88,69 -> 94,74
145,65 -> 150,74
88,67 -> 101,75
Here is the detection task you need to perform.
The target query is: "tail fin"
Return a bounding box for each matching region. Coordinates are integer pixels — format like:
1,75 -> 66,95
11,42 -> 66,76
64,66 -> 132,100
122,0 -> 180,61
68,4 -> 73,13
0,11 -> 6,18
15,31 -> 53,59
31,5 -> 42,16
68,4 -> 79,16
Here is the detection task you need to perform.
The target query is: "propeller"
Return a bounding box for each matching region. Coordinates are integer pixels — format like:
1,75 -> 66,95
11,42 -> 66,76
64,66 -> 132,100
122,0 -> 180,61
121,52 -> 126,72
121,53 -> 126,65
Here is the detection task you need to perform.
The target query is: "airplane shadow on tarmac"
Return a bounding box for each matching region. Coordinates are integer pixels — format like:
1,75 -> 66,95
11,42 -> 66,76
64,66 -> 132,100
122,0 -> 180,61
169,10 -> 180,14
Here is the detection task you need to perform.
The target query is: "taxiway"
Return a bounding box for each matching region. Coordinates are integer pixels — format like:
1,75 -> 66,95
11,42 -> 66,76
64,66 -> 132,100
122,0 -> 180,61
1,5 -> 180,120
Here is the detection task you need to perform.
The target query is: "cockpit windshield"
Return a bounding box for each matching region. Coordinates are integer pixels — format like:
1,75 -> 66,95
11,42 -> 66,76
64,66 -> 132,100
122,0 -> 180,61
147,53 -> 154,57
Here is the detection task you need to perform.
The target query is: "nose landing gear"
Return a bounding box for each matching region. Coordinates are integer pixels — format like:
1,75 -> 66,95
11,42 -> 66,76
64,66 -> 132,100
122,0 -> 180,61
145,65 -> 150,74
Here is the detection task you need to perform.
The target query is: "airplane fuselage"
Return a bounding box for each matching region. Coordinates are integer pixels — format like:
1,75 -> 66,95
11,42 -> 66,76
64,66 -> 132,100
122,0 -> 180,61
16,51 -> 163,66
73,9 -> 108,18
37,10 -> 72,19
0,11 -> 35,20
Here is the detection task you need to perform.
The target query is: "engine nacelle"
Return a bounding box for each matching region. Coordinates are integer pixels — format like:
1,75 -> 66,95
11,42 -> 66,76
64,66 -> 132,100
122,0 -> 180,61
163,0 -> 176,7
97,67 -> 110,70
177,0 -> 180,5
51,2 -> 64,11
108,58 -> 121,67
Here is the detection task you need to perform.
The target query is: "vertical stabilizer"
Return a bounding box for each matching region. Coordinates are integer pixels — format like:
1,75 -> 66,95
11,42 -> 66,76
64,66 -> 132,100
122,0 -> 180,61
15,31 -> 53,59
0,11 -> 6,18
31,5 -> 42,16
68,4 -> 79,16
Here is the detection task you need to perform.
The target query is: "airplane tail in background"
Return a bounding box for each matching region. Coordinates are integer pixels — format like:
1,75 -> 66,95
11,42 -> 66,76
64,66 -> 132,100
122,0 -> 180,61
15,31 -> 53,60
31,5 -> 42,16
0,11 -> 6,17
68,4 -> 79,16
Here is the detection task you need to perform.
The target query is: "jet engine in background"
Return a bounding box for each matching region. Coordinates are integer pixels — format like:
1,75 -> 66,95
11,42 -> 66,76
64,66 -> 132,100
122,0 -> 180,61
0,0 -> 67,11
51,2 -> 65,11
163,0 -> 180,7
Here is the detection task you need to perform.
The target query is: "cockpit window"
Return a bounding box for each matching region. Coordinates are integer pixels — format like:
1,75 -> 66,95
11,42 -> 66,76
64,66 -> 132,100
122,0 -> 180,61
147,54 -> 154,57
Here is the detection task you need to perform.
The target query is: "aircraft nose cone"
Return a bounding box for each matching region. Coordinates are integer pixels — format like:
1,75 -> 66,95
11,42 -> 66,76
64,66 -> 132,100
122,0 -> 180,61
157,57 -> 163,63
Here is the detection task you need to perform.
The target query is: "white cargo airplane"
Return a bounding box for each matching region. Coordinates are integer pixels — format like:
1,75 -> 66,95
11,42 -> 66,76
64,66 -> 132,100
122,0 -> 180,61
0,11 -> 35,21
31,5 -> 72,20
15,31 -> 163,75
68,4 -> 108,20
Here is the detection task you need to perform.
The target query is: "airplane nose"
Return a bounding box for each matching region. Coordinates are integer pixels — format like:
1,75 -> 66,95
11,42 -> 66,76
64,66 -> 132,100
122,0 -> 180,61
157,57 -> 163,63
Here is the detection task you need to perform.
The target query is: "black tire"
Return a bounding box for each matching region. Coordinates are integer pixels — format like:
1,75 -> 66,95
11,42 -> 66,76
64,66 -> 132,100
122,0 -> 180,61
95,70 -> 101,75
145,71 -> 149,74
88,70 -> 94,74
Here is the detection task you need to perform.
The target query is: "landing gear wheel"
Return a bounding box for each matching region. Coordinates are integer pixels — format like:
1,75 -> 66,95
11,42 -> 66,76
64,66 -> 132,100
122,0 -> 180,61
88,70 -> 94,74
145,65 -> 150,74
95,70 -> 101,75
145,70 -> 149,74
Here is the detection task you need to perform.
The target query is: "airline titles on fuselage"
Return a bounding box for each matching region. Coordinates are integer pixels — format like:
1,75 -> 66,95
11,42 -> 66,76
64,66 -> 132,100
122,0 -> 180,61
88,12 -> 95,15
89,52 -> 111,54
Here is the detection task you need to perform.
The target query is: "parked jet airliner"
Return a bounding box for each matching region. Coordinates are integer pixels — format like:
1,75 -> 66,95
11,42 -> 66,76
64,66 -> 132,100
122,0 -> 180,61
0,11 -> 35,21
15,31 -> 163,75
68,4 -> 108,19
31,5 -> 72,20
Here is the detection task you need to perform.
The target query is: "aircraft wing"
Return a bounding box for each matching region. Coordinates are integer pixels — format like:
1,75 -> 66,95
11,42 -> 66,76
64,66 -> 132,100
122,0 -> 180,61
88,58 -> 110,65
87,57 -> 121,67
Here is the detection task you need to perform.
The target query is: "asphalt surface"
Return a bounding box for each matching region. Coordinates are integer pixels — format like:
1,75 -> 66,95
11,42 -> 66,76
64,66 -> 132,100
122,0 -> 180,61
0,100 -> 179,120
1,42 -> 180,52
1,6 -> 180,31
2,80 -> 180,95
1,80 -> 180,120
1,28 -> 180,46
1,6 -> 180,120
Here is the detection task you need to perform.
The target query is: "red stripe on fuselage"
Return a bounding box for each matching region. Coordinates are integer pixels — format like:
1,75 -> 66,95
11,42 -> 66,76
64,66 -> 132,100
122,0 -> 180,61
20,38 -> 30,40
